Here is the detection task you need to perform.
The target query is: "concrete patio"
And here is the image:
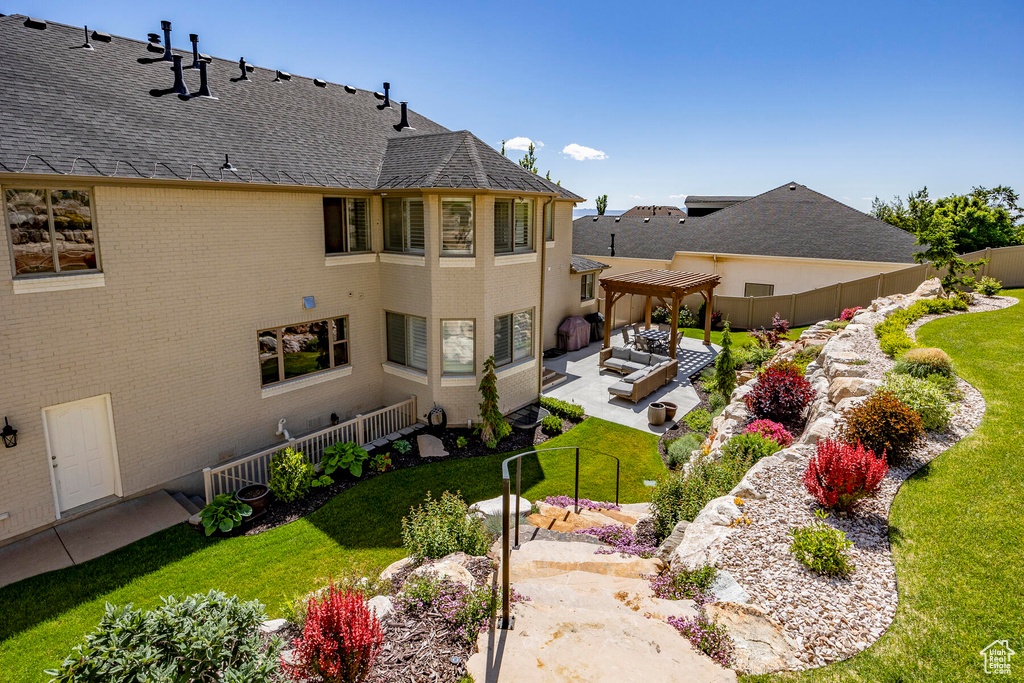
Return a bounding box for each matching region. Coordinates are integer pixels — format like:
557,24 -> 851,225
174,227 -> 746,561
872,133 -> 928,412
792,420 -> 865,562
543,329 -> 719,433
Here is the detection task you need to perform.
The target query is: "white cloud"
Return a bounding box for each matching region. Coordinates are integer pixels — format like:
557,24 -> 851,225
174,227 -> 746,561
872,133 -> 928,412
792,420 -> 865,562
861,197 -> 873,202
668,193 -> 686,199
504,136 -> 536,151
629,194 -> 644,200
562,143 -> 607,161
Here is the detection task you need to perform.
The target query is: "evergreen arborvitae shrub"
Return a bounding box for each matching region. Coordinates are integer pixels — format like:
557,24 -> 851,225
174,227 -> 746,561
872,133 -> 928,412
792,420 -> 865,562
838,391 -> 923,462
477,355 -> 511,445
713,321 -> 738,397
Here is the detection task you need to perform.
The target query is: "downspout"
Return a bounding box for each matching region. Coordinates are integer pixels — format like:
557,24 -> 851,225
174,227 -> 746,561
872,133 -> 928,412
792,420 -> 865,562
537,195 -> 556,399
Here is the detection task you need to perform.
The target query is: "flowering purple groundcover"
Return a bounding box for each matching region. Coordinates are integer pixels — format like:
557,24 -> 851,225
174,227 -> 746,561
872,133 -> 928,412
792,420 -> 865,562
540,495 -> 620,511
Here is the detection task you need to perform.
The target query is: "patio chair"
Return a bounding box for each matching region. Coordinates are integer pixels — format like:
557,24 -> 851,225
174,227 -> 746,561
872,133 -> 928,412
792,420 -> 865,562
634,335 -> 650,352
620,327 -> 634,348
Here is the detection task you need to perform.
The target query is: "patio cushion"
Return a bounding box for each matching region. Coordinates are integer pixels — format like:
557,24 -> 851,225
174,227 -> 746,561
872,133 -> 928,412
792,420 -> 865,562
622,361 -> 647,373
629,350 -> 652,365
611,347 -> 631,360
650,354 -> 670,364
604,358 -> 631,371
608,381 -> 634,397
623,368 -> 650,384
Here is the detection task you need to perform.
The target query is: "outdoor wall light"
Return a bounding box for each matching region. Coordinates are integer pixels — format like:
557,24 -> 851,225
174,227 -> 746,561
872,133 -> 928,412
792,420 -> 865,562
1,417 -> 17,448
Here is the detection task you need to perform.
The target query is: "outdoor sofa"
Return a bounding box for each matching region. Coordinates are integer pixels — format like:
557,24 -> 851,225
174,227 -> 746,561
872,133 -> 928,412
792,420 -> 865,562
599,347 -> 678,403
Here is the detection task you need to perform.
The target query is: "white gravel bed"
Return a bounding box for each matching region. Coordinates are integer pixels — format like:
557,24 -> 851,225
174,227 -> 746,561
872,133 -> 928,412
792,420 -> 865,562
716,295 -> 1016,671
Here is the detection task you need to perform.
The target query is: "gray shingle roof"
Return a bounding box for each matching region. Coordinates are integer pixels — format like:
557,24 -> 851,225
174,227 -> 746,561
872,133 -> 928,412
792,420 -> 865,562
620,205 -> 683,216
0,15 -> 581,200
573,183 -> 920,264
684,196 -> 752,204
570,255 -> 609,273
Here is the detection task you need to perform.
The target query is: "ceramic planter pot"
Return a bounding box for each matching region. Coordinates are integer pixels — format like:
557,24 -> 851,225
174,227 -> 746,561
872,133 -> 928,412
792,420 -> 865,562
236,484 -> 270,516
648,402 -> 667,426
661,401 -> 678,420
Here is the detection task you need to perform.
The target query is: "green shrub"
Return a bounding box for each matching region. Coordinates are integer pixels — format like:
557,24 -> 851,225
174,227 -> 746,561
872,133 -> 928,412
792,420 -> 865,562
793,344 -> 824,373
401,491 -> 489,560
667,433 -> 702,469
540,414 -> 563,436
46,591 -> 280,682
788,510 -> 855,576
321,441 -> 369,478
879,331 -> 916,357
392,439 -> 412,454
540,396 -> 585,421
455,436 -> 469,449
924,372 -> 961,400
950,291 -> 972,309
268,447 -> 313,503
721,432 -> 783,463
711,321 -> 738,396
649,564 -> 718,600
825,320 -> 849,330
893,347 -> 954,378
740,344 -> 777,369
707,392 -> 728,413
838,390 -> 924,462
650,451 -> 753,540
198,493 -> 252,536
683,408 -> 713,435
881,372 -> 953,430
975,276 -> 1002,296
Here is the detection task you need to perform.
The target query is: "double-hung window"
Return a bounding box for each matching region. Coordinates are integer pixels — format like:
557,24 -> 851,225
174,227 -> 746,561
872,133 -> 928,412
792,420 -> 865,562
259,317 -> 349,387
494,198 -> 533,253
544,202 -> 554,242
494,309 -> 533,367
4,188 -> 98,276
323,197 -> 369,254
383,197 -> 425,254
580,273 -> 595,301
441,198 -> 474,255
442,320 -> 475,374
386,312 -> 428,371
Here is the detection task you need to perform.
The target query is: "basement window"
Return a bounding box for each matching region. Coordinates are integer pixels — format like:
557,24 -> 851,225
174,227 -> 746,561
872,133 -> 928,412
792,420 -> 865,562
323,197 -> 369,254
4,188 -> 99,276
744,283 -> 775,297
259,317 -> 349,387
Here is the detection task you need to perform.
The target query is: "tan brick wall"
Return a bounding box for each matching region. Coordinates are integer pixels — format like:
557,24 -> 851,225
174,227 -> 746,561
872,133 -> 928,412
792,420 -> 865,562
542,201 -> 599,348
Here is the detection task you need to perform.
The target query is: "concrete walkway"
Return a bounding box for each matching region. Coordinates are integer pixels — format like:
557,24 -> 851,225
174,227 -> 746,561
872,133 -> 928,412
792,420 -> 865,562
0,490 -> 190,588
542,330 -> 719,433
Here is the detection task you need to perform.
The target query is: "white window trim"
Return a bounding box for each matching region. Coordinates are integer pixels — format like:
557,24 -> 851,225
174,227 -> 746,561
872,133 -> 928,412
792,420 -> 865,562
494,252 -> 538,266
4,185 -> 102,279
261,365 -> 353,398
380,253 -> 426,266
545,241 -> 556,249
325,253 -> 378,267
13,272 -> 105,294
382,362 -> 429,384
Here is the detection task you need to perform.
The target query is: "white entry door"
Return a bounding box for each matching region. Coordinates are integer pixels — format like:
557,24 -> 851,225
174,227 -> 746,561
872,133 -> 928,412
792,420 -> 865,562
44,395 -> 120,512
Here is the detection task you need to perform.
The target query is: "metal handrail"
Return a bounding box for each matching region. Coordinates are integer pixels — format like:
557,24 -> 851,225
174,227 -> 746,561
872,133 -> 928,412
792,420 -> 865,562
498,446 -> 621,629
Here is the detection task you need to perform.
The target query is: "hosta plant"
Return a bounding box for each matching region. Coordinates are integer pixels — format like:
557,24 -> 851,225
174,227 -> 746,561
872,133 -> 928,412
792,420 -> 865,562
745,363 -> 815,424
789,509 -> 855,576
838,390 -> 924,462
199,493 -> 252,536
323,441 -> 370,478
391,439 -> 412,454
283,583 -> 382,683
803,439 -> 888,511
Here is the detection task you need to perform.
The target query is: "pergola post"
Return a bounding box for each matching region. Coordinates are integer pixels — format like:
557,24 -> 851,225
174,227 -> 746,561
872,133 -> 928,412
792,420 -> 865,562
669,292 -> 680,354
603,290 -> 613,349
702,289 -> 713,345
644,296 -> 652,330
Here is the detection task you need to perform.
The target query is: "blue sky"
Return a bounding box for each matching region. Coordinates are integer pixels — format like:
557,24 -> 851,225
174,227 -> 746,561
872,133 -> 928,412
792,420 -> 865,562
14,0 -> 1024,211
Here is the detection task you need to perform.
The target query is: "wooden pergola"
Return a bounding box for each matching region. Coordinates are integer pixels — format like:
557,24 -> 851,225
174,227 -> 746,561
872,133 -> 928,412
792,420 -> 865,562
600,269 -> 722,350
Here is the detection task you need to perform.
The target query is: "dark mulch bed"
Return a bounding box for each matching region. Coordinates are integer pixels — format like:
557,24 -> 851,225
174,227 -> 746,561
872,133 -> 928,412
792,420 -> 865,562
236,415 -> 583,536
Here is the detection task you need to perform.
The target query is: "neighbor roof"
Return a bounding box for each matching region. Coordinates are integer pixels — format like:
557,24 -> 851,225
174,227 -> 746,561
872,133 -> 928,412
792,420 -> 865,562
684,196 -> 751,204
570,255 -> 609,273
0,15 -> 580,199
620,205 -> 683,216
573,183 -> 920,263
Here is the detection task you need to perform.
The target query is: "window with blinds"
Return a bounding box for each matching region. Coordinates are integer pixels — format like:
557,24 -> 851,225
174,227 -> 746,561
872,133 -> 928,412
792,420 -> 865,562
580,273 -> 595,301
323,197 -> 369,254
494,308 -> 533,367
442,319 -> 475,374
494,198 -> 533,253
545,202 -> 554,241
494,199 -> 512,254
383,197 -> 425,254
386,312 -> 427,371
441,199 -> 474,255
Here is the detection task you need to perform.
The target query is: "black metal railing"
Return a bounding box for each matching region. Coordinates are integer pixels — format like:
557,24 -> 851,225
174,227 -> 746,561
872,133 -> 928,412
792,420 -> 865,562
498,446 -> 620,629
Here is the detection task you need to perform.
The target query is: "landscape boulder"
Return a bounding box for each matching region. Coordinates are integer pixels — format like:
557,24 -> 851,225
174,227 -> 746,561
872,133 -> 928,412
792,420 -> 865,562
705,602 -> 800,674
828,377 -> 879,403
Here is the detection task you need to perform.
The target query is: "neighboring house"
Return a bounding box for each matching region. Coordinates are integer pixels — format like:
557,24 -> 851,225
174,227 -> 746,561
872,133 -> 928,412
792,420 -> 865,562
619,205 -> 684,217
573,182 -> 920,318
684,195 -> 751,217
0,15 -> 584,544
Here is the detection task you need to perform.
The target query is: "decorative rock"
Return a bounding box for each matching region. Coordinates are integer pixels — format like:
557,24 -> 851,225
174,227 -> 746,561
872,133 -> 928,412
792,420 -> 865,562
828,362 -> 868,379
670,523 -> 733,569
655,519 -> 690,563
834,395 -> 868,415
711,570 -> 751,604
729,477 -> 765,501
259,618 -> 288,634
776,446 -> 808,462
416,433 -> 448,458
828,377 -> 879,403
722,401 -> 749,422
911,277 -> 944,299
410,559 -> 474,589
797,415 -> 837,446
379,555 -> 416,583
469,494 -> 530,518
822,349 -> 862,371
366,595 -> 394,621
737,370 -> 757,383
691,494 -> 742,528
619,502 -> 652,516
705,602 -> 800,675
507,540 -> 664,580
730,384 -> 754,403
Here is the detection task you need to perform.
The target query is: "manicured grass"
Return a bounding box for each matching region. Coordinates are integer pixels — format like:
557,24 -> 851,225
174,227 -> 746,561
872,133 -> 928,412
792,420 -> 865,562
678,325 -> 810,349
0,417 -> 663,682
748,292 -> 1024,683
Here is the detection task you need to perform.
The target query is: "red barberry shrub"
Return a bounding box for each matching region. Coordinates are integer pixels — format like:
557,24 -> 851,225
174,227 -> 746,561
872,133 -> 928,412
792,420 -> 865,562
841,306 -> 862,321
803,439 -> 888,511
744,419 -> 794,447
745,366 -> 815,424
837,390 -> 923,463
771,312 -> 791,336
284,583 -> 383,683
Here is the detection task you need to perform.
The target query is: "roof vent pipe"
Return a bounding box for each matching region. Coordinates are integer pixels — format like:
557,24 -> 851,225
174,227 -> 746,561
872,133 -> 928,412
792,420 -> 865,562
188,34 -> 201,69
220,154 -> 237,172
160,20 -> 173,61
377,82 -> 391,110
170,55 -> 190,96
195,60 -> 214,98
393,101 -> 414,131
609,233 -> 616,257
80,25 -> 94,50
237,58 -> 250,81
148,32 -> 161,43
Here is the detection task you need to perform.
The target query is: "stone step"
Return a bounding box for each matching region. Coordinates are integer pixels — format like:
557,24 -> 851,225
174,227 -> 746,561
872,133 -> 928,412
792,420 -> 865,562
513,571 -> 699,622
189,495 -> 206,510
504,540 -> 663,581
514,525 -> 605,546
467,600 -> 736,682
170,491 -> 201,516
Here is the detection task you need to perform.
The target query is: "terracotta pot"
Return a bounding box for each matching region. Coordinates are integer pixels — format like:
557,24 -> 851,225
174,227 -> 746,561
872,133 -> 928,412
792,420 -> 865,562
661,401 -> 678,420
648,402 -> 667,426
236,484 -> 270,516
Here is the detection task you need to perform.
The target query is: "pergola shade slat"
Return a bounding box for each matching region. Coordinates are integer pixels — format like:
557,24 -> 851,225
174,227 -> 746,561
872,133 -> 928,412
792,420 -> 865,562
599,269 -> 721,348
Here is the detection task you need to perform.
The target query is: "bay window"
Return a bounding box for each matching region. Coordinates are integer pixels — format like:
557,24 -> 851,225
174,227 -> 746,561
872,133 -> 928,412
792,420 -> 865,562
386,312 -> 428,371
323,197 -> 369,254
442,319 -> 475,374
383,197 -> 425,254
494,198 -> 533,253
441,198 -> 474,255
494,309 -> 533,367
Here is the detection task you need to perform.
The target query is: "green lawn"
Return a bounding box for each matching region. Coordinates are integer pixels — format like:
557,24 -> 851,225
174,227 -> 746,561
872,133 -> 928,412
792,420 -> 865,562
0,417 -> 664,682
747,291 -> 1024,683
678,325 -> 810,349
